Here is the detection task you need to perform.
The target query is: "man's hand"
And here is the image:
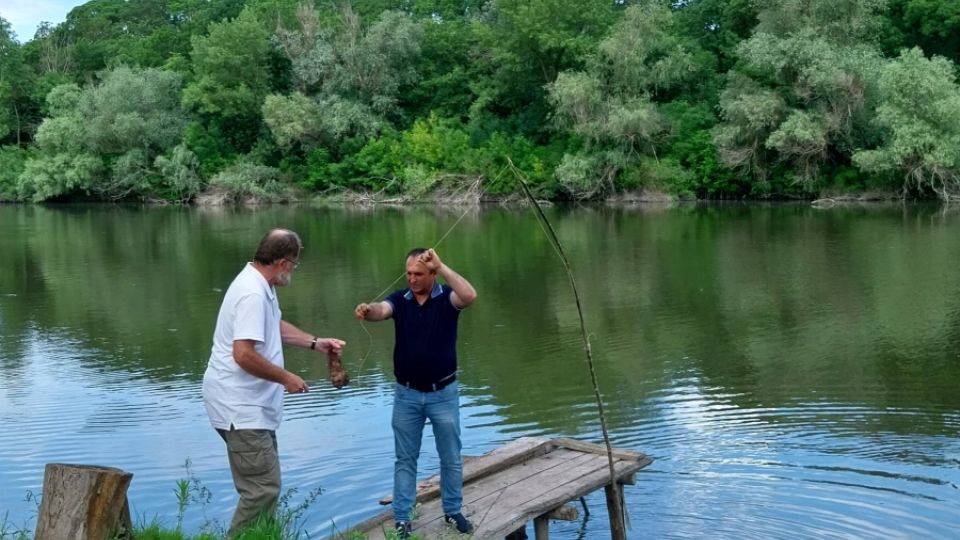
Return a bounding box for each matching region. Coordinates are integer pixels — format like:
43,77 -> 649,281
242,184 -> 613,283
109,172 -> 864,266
418,248 -> 443,272
313,338 -> 345,354
354,302 -> 393,322
283,372 -> 309,394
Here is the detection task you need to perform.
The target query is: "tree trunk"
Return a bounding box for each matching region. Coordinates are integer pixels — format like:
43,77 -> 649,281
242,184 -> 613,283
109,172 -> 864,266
34,464 -> 134,540
13,102 -> 21,146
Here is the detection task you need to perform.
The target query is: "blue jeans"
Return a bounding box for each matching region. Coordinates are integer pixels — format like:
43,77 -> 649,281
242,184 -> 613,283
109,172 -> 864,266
392,381 -> 463,522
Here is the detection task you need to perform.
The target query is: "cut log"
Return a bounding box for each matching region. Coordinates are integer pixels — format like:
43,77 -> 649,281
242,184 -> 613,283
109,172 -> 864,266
34,464 -> 134,540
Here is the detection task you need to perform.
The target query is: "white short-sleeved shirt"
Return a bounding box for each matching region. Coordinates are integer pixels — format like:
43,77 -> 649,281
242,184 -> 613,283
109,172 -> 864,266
203,263 -> 284,431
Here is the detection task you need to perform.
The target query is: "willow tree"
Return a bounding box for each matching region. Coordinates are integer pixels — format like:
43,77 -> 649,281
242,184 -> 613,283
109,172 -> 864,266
265,3 -> 422,149
547,0 -> 707,198
19,66 -> 188,201
713,0 -> 886,190
853,48 -> 960,199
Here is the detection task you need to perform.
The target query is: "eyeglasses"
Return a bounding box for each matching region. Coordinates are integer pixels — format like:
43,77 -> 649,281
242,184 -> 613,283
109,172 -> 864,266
284,257 -> 300,269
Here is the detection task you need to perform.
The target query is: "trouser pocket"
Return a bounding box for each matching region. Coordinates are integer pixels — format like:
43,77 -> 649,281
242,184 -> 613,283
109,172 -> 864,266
227,429 -> 277,477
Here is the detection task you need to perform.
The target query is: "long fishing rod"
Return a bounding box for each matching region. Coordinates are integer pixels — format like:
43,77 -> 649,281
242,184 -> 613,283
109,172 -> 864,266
345,166 -> 625,530
506,158 -> 625,532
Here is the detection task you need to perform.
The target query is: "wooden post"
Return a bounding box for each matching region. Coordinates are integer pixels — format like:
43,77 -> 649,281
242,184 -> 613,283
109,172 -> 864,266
34,464 -> 134,540
534,515 -> 550,540
604,483 -> 627,540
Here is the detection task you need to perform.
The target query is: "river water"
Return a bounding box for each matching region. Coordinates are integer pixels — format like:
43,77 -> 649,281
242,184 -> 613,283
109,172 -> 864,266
1,203 -> 958,539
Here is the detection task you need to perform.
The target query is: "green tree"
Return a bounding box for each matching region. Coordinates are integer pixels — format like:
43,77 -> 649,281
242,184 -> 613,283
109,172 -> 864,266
672,0 -> 757,74
470,0 -> 617,136
404,13 -> 481,121
182,8 -> 272,119
272,4 -> 421,112
57,0 -> 170,73
853,48 -> 960,199
80,66 -> 185,155
547,1 -> 708,197
182,7 -> 273,157
265,4 -> 421,151
0,17 -> 32,145
19,66 -> 187,201
0,145 -> 31,199
881,0 -> 960,63
713,0 -> 885,190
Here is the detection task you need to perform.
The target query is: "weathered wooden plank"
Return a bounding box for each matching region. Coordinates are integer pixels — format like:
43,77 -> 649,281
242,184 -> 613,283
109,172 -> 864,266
338,508 -> 395,540
550,437 -> 651,464
345,437 -> 555,537
337,437 -> 654,540
400,451 -> 592,537
470,454 -> 609,535
377,455 -> 481,506
459,451 -> 592,513
430,453 -> 594,537
378,436 -> 554,506
475,457 -> 643,537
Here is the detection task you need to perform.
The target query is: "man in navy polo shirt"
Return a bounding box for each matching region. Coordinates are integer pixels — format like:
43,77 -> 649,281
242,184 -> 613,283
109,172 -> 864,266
355,248 -> 477,539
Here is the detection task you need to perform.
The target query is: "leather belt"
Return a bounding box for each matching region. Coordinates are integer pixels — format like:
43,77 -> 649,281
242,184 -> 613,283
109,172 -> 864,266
399,372 -> 456,392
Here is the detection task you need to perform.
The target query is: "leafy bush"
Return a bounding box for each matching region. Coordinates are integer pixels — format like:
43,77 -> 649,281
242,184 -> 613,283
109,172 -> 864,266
0,146 -> 30,201
17,152 -> 103,202
155,145 -> 203,202
200,163 -> 294,204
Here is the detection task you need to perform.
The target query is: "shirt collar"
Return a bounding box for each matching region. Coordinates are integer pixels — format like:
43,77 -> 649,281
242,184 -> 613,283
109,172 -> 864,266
247,262 -> 276,300
403,281 -> 443,300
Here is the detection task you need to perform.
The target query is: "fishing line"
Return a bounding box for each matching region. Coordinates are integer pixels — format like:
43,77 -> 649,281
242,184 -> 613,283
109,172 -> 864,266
345,163 -> 624,530
353,176 -> 494,373
506,158 -> 625,531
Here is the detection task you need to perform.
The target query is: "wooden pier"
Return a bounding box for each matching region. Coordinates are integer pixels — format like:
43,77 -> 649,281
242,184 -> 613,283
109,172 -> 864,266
339,436 -> 653,539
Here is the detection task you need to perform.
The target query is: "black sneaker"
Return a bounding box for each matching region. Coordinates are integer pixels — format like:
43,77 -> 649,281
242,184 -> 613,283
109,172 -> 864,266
444,512 -> 473,534
394,520 -> 412,539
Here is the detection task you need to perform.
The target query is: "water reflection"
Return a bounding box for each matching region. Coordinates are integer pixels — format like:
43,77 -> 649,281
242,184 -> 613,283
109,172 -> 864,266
1,203 -> 958,538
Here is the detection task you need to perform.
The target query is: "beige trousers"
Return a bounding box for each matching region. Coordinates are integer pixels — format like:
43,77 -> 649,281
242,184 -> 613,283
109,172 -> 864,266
217,428 -> 281,537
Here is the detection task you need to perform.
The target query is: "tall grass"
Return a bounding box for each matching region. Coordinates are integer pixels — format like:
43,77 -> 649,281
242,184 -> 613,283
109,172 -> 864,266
1,460 -> 326,540
0,512 -> 31,540
143,459 -> 324,540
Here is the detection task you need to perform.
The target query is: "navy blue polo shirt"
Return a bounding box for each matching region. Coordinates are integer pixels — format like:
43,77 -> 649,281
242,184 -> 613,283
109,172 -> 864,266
386,282 -> 461,386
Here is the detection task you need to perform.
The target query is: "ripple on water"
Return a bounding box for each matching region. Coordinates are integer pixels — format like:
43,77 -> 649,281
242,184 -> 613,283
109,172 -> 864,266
610,377 -> 960,539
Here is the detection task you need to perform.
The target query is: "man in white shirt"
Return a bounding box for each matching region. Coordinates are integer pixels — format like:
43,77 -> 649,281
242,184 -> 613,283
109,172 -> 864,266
203,228 -> 345,536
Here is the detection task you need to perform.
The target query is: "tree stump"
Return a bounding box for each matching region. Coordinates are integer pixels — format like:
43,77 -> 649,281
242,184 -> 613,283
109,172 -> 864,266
34,464 -> 134,540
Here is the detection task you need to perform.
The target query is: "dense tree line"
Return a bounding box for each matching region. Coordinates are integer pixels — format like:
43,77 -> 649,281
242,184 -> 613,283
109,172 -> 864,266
1,0 -> 960,202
